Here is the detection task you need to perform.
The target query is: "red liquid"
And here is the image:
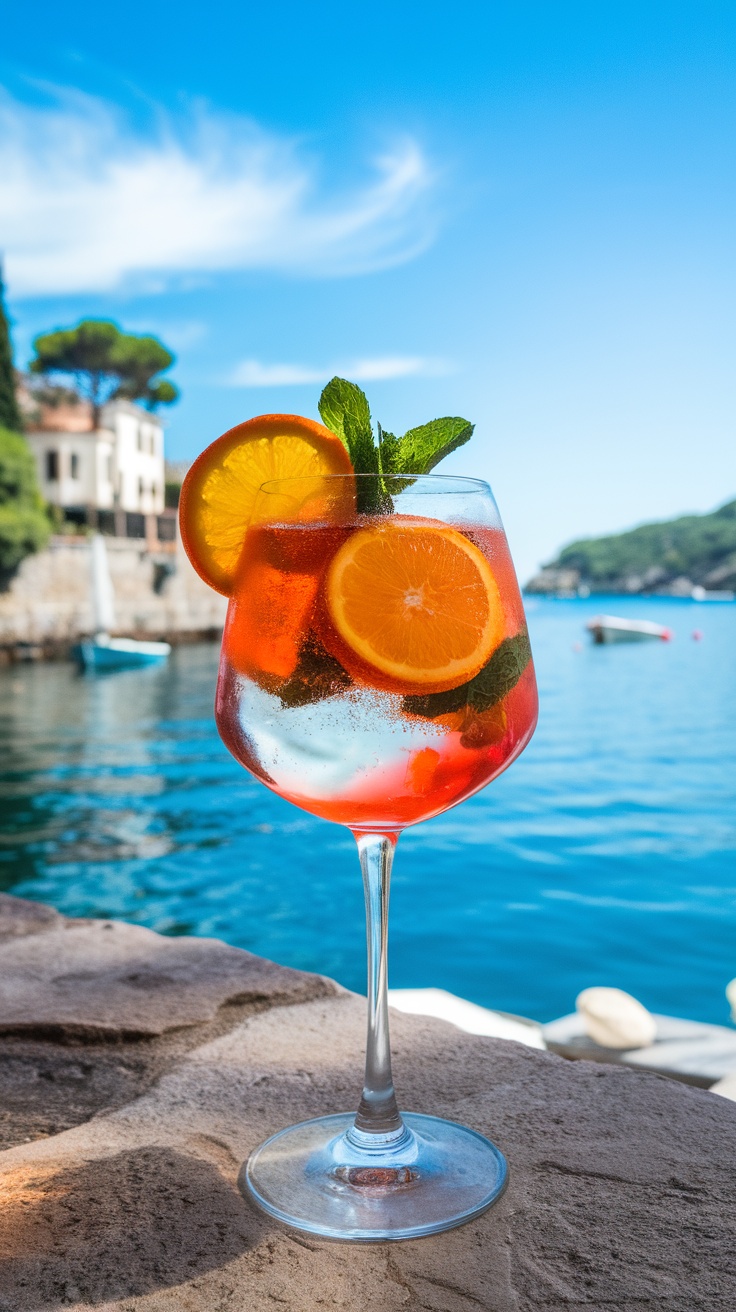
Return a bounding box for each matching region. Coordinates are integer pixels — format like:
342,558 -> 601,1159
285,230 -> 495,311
216,519 -> 538,831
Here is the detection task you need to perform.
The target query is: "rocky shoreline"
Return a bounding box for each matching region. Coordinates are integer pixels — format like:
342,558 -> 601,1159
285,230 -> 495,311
0,890 -> 734,1309
523,564 -> 730,597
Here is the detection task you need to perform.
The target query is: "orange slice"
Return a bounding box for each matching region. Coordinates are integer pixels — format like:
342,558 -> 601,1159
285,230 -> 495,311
179,414 -> 354,595
324,518 -> 504,693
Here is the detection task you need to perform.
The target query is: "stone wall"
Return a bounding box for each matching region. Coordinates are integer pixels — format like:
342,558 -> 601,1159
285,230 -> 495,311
0,536 -> 227,656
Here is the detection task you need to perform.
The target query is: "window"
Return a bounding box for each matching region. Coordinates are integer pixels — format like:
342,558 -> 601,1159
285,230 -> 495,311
70,453 -> 80,480
139,477 -> 145,499
46,450 -> 59,480
105,454 -> 113,483
137,430 -> 143,451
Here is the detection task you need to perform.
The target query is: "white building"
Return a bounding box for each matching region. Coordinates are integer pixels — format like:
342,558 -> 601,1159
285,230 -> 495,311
26,399 -> 165,518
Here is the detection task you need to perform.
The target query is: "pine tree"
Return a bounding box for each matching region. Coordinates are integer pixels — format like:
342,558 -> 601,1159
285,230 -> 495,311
0,265 -> 23,433
30,320 -> 179,429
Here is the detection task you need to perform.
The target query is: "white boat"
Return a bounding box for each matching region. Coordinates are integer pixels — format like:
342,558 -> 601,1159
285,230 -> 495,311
73,535 -> 171,671
586,614 -> 673,644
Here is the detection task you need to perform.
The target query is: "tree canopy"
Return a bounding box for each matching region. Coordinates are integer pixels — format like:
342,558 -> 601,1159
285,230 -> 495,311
0,272 -> 48,574
0,269 -> 23,434
29,320 -> 179,429
0,426 -> 50,575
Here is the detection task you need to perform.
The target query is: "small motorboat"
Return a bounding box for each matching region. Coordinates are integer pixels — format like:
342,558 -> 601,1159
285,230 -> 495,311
73,535 -> 171,671
586,615 -> 673,645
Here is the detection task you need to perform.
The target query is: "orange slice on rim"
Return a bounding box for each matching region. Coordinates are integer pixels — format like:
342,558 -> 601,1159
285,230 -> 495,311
324,518 -> 504,693
179,414 -> 354,595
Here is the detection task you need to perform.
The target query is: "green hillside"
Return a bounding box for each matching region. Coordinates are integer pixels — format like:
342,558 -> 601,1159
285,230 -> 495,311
537,499 -> 736,592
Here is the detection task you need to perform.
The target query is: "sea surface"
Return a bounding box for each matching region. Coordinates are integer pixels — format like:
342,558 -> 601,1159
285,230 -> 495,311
2,596 -> 735,1026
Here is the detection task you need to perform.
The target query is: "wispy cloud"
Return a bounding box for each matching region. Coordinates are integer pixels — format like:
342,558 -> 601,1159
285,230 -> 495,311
0,87 -> 438,298
126,320 -> 209,350
228,356 -> 452,387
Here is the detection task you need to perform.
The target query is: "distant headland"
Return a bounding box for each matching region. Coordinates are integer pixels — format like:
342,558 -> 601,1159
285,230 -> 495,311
525,498 -> 736,597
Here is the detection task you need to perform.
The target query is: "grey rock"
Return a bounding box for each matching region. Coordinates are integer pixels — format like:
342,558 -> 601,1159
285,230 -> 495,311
0,896 -> 734,1311
0,892 -> 64,941
0,915 -> 337,1040
659,574 -> 695,597
523,566 -> 581,595
640,564 -> 668,587
0,1038 -> 164,1148
704,553 -> 736,588
0,1147 -> 259,1305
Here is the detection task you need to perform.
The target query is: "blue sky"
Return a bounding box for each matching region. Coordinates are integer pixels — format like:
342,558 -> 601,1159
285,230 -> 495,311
2,1 -> 735,579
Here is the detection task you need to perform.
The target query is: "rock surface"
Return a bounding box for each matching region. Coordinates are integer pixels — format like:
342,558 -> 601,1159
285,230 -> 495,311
0,896 -> 337,1039
0,893 -> 735,1311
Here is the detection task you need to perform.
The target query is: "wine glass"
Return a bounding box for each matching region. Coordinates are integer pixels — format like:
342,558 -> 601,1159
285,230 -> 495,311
215,473 -> 537,1240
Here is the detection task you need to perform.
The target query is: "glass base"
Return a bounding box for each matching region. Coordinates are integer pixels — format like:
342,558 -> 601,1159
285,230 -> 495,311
241,1112 -> 508,1242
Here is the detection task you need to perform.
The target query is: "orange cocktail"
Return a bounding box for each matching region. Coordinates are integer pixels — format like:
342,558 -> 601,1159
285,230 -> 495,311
216,508 -> 537,830
179,392 -> 537,1243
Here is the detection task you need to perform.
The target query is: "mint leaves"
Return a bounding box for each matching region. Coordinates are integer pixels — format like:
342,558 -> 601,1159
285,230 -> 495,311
318,377 -> 474,512
402,630 -> 532,720
276,634 -> 353,709
276,628 -> 532,720
318,377 -> 372,452
390,416 -> 475,475
318,377 -> 379,480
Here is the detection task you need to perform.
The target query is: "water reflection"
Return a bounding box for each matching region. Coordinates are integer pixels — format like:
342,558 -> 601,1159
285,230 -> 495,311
2,649 -> 232,913
1,646 -> 358,960
2,598 -> 736,1024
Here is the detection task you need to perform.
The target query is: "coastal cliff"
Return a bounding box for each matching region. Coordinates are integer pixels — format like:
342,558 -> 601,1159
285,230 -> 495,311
526,497 -> 736,596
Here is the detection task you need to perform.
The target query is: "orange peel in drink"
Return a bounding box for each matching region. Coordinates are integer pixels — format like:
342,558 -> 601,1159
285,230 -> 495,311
323,518 -> 504,694
179,414 -> 354,595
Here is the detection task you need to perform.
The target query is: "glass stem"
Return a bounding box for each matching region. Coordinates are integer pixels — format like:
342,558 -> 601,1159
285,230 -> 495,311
350,831 -> 405,1141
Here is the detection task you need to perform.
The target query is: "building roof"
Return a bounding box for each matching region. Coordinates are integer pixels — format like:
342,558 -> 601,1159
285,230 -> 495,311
20,384 -> 162,435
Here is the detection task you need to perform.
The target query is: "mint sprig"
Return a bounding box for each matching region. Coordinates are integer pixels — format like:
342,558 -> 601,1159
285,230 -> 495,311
389,416 -> 475,475
318,377 -> 372,452
318,377 -> 474,513
402,630 -> 532,720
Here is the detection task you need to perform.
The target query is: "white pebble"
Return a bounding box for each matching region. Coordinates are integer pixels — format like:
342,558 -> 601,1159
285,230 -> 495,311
725,978 -> 736,1022
576,986 -> 657,1050
710,1072 -> 736,1101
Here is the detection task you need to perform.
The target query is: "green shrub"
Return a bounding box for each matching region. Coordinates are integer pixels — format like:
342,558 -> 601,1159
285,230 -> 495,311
0,426 -> 50,574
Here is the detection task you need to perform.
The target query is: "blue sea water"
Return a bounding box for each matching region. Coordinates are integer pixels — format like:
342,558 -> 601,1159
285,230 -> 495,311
1,596 -> 735,1026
